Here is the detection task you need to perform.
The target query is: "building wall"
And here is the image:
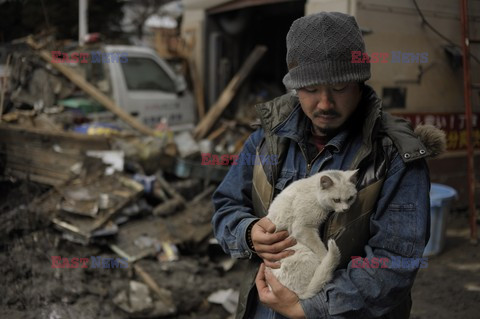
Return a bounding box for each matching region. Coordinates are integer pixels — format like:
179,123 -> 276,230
302,0 -> 480,114
181,1 -> 232,81
306,0 -> 356,15
355,0 -> 480,113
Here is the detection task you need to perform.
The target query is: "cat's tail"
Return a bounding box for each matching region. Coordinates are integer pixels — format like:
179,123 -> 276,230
301,239 -> 341,299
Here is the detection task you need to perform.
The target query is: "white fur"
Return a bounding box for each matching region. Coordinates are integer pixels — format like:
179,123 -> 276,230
267,169 -> 358,299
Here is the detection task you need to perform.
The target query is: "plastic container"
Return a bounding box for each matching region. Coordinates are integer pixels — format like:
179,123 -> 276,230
423,183 -> 458,257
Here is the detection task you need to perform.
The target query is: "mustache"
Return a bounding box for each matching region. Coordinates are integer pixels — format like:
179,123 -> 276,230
312,110 -> 340,117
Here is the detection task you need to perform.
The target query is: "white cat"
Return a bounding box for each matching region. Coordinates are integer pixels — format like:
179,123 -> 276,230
267,169 -> 358,299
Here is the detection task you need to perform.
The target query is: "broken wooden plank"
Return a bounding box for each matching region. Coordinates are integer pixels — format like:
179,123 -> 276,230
0,54 -> 11,122
155,172 -> 185,201
49,174 -> 144,241
152,195 -> 185,216
133,263 -> 176,309
5,144 -> 83,166
0,123 -> 111,151
206,123 -> 227,141
6,169 -> 69,186
188,57 -> 205,120
5,162 -> 74,180
25,37 -> 156,136
0,123 -> 110,185
193,45 -> 267,139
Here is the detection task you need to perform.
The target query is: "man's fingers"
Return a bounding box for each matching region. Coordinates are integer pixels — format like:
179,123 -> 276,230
255,263 -> 269,292
254,230 -> 291,246
255,237 -> 296,254
263,259 -> 281,269
258,249 -> 294,263
265,267 -> 283,294
256,218 -> 276,233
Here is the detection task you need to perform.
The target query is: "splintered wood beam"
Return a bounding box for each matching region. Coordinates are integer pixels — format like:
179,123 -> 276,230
193,45 -> 267,139
25,37 -> 155,136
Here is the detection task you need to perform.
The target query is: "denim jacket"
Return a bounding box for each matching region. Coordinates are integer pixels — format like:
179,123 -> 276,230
212,88 -> 432,318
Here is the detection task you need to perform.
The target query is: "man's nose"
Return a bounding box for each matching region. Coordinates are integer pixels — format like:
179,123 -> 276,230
315,88 -> 334,110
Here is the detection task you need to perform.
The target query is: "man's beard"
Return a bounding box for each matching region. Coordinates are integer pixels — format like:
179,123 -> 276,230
315,126 -> 339,136
312,109 -> 341,136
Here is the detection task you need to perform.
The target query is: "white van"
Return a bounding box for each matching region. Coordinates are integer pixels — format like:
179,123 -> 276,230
72,45 -> 196,131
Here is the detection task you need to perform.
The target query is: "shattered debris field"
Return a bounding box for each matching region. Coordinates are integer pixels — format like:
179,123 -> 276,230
1,179 -> 246,319
0,179 -> 478,319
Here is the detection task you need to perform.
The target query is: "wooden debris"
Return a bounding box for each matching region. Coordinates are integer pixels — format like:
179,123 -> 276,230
153,195 -> 185,216
24,36 -> 156,136
0,123 -> 110,186
152,172 -> 186,216
193,45 -> 267,139
188,57 -> 205,120
37,173 -> 144,243
134,263 -> 175,308
0,53 -> 11,122
206,123 -> 228,141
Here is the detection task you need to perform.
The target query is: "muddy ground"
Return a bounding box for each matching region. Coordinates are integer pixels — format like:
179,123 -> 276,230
1,180 -> 479,319
411,210 -> 480,319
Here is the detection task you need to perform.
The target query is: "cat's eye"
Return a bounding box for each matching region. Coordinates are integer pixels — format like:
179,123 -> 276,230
348,196 -> 354,201
333,198 -> 341,203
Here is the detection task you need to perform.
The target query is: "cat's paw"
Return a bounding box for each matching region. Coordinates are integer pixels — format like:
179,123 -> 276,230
327,239 -> 341,263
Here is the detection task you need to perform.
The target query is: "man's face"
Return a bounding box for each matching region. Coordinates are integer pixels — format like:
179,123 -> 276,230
297,82 -> 362,136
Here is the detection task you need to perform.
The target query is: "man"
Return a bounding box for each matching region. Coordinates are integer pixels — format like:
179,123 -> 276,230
212,12 -> 444,318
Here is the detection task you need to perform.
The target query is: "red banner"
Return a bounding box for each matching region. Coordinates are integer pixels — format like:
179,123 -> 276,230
392,113 -> 480,151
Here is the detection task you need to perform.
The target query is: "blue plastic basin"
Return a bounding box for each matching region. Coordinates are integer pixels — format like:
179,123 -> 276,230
423,183 -> 458,257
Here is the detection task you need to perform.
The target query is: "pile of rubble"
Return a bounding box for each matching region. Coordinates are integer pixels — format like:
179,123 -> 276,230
1,161 -> 245,317
1,176 -> 245,318
0,34 -> 271,318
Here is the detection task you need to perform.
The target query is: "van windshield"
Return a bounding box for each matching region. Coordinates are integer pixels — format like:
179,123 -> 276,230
120,57 -> 176,93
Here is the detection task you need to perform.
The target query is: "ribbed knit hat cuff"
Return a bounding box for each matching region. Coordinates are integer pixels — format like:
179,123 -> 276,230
283,59 -> 371,89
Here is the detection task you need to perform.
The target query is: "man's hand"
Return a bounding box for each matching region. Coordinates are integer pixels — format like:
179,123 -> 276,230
251,217 -> 296,268
256,263 -> 306,319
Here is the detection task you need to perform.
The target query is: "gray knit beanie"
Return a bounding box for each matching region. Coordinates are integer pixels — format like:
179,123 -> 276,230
283,12 -> 371,89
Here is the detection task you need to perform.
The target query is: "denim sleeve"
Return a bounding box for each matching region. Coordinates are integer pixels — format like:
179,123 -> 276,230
211,129 -> 264,259
301,153 -> 431,318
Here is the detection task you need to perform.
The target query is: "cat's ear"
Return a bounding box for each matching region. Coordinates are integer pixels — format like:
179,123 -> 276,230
320,175 -> 334,189
348,169 -> 359,185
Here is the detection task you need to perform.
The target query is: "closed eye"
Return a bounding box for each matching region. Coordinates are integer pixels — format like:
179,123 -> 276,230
330,83 -> 348,92
333,198 -> 341,203
303,87 -> 317,93
331,85 -> 347,92
348,196 -> 354,201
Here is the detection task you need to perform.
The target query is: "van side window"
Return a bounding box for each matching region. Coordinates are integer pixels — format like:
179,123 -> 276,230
120,57 -> 176,92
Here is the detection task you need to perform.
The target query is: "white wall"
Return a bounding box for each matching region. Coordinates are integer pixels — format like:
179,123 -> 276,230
355,0 -> 480,112
306,0 -> 356,15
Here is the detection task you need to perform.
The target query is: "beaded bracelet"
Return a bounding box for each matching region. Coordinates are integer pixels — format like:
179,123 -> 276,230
246,220 -> 258,252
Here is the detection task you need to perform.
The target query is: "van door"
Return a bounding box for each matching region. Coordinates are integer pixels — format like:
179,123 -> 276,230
111,53 -> 195,129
